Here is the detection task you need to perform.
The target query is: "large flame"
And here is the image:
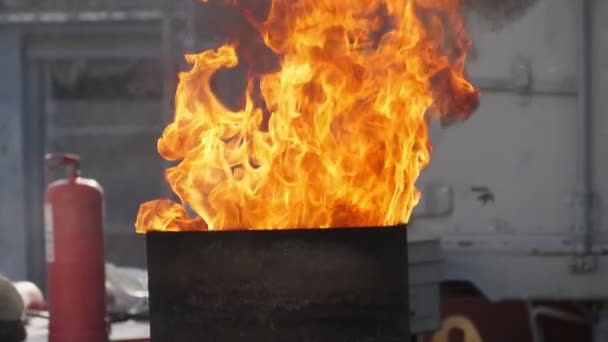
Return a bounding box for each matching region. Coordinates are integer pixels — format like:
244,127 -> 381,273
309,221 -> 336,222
136,0 -> 478,232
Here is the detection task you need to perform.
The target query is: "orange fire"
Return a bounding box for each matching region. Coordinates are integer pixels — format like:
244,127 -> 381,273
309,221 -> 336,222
136,0 -> 478,232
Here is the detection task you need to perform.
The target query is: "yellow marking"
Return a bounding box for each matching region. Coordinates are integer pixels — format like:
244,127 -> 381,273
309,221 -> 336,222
430,315 -> 483,342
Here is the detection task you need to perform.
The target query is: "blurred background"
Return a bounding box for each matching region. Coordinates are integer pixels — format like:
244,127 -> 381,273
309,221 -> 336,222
0,0 -> 197,282
1,0 -> 607,341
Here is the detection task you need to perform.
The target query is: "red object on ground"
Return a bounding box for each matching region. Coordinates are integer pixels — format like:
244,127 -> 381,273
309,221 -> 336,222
45,153 -> 107,342
422,295 -> 590,342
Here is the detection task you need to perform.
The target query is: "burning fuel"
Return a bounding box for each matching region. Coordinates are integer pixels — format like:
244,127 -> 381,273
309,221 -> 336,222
136,0 -> 479,232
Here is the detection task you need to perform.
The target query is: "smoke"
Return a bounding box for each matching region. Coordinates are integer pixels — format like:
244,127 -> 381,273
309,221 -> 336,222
193,0 -> 278,112
462,0 -> 539,31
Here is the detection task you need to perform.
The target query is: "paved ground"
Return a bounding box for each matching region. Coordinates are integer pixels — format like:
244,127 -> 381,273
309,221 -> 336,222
25,317 -> 150,342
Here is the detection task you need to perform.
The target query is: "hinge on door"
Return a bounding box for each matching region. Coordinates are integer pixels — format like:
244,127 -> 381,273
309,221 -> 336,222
569,254 -> 597,274
569,192 -> 598,274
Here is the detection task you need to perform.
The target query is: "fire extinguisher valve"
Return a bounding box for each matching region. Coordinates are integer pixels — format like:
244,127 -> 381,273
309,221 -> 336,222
45,153 -> 80,179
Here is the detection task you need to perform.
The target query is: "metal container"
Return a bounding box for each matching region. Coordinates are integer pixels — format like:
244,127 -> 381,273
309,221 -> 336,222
146,226 -> 409,342
45,153 -> 107,342
408,237 -> 442,334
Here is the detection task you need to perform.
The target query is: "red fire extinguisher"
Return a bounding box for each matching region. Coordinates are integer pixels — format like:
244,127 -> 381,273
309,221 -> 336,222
45,153 -> 108,342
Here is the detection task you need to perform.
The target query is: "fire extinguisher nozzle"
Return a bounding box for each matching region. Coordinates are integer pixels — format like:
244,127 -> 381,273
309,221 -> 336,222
45,153 -> 81,176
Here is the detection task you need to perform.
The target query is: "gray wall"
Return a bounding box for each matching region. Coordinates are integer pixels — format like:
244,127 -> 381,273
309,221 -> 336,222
0,21 -> 168,285
0,28 -> 26,281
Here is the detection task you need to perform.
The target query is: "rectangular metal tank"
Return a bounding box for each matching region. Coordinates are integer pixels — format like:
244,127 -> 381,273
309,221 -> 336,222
146,226 -> 410,342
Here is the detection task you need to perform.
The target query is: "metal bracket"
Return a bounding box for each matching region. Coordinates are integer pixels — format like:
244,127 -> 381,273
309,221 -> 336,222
510,56 -> 534,104
411,184 -> 454,219
570,191 -> 598,274
569,254 -> 597,274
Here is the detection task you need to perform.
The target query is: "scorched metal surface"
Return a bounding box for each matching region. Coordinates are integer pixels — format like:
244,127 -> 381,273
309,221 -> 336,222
146,225 -> 409,342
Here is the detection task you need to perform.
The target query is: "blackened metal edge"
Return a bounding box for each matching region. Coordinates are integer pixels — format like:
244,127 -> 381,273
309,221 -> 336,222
146,225 -> 409,342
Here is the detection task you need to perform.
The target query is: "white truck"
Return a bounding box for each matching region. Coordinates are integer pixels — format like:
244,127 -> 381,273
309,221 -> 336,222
410,0 -> 608,339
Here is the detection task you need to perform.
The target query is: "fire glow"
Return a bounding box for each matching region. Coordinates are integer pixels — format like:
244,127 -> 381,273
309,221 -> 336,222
136,0 -> 479,232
